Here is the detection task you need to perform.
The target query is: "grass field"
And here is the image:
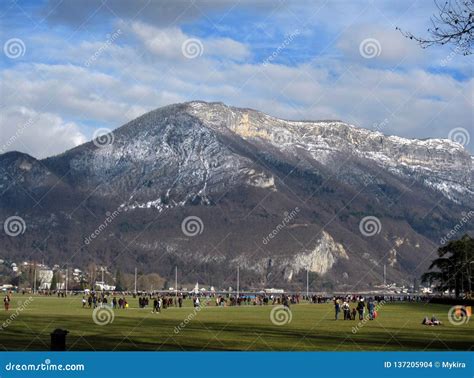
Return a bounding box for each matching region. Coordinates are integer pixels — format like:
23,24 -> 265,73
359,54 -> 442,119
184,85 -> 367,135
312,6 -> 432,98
0,295 -> 472,351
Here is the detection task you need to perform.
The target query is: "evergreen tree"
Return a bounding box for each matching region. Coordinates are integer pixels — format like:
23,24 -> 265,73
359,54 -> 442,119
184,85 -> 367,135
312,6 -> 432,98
50,272 -> 58,290
422,234 -> 474,297
115,269 -> 124,291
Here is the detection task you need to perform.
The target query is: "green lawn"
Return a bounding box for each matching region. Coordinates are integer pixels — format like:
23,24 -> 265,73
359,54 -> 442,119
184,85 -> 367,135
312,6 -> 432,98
0,295 -> 472,351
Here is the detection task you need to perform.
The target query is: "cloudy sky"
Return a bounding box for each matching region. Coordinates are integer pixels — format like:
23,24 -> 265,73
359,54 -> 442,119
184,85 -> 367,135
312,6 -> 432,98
1,0 -> 472,158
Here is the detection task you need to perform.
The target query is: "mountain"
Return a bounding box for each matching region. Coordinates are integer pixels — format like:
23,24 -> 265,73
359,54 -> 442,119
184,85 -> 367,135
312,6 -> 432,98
1,101 -> 472,290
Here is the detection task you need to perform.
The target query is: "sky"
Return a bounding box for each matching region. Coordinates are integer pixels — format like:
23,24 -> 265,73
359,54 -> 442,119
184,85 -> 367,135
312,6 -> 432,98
0,0 -> 472,158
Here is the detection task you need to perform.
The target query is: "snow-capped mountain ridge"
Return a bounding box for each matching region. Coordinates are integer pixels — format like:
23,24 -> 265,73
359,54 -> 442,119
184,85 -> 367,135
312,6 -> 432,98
184,101 -> 471,204
1,101 -> 472,289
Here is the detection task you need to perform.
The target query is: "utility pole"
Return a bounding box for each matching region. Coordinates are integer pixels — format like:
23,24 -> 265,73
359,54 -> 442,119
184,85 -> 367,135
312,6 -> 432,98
383,264 -> 386,287
65,267 -> 68,293
134,267 -> 137,294
33,268 -> 37,294
175,266 -> 178,301
306,269 -> 309,299
236,266 -> 240,300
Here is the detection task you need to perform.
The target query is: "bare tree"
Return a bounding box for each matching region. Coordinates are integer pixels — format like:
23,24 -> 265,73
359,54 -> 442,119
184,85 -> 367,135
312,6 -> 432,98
397,0 -> 473,55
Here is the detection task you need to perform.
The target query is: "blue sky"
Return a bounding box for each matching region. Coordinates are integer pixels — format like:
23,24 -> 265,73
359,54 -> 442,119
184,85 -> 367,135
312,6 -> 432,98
1,0 -> 472,158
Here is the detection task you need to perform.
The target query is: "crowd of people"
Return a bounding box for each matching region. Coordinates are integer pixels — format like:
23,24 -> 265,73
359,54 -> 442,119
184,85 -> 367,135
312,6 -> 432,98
82,292 -> 129,309
0,289 -> 459,330
333,296 -> 379,321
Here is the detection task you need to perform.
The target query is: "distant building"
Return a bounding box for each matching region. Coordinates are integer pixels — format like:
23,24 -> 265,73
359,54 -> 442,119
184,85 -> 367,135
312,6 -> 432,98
38,269 -> 53,290
264,288 -> 284,294
94,281 -> 116,291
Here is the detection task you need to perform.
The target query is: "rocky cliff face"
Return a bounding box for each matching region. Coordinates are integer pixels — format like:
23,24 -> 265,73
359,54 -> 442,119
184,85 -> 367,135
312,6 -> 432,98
1,101 -> 472,290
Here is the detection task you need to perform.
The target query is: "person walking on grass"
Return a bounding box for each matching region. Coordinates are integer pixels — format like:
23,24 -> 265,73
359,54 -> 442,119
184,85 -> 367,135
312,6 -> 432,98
3,294 -> 10,311
357,299 -> 365,320
152,297 -> 160,313
334,298 -> 340,320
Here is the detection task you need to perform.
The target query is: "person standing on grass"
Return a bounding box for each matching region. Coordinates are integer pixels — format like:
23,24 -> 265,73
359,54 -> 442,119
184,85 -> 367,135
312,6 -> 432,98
342,300 -> 350,320
368,299 -> 375,320
152,297 -> 159,313
334,298 -> 340,320
3,294 -> 10,311
357,299 -> 365,320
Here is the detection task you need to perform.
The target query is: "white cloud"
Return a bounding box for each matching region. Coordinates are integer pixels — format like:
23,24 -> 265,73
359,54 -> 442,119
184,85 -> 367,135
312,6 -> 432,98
1,13 -> 472,159
0,107 -> 87,159
337,24 -> 424,65
129,22 -> 250,61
